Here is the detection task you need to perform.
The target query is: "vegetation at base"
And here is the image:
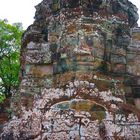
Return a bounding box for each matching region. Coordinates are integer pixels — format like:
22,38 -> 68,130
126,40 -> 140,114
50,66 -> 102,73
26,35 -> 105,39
0,19 -> 24,100
0,93 -> 6,103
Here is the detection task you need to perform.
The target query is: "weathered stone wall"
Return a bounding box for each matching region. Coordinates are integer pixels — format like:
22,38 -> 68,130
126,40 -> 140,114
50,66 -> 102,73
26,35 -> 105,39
125,27 -> 140,109
1,0 -> 140,139
19,0 -> 139,109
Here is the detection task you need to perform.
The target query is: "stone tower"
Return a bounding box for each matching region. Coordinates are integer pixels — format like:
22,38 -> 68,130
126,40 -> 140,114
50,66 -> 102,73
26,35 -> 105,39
1,0 -> 140,139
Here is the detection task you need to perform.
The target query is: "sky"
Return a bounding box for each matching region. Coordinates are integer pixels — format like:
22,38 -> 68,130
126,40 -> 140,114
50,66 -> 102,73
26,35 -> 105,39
0,0 -> 140,29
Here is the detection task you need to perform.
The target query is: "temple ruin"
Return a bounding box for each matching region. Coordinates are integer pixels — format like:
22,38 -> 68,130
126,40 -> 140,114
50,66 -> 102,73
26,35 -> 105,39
1,0 -> 140,139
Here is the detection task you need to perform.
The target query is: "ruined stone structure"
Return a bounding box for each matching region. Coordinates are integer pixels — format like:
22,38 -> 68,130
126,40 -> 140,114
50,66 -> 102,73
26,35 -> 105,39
1,0 -> 140,140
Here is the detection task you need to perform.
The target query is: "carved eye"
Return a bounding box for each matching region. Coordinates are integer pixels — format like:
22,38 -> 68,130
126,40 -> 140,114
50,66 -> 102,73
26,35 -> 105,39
51,0 -> 60,14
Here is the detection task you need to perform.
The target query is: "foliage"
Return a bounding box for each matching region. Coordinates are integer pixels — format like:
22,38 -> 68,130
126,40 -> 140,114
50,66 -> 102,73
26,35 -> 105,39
0,92 -> 6,103
0,20 -> 24,97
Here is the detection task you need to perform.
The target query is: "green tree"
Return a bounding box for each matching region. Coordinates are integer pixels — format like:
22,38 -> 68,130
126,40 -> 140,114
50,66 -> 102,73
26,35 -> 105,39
0,20 -> 24,98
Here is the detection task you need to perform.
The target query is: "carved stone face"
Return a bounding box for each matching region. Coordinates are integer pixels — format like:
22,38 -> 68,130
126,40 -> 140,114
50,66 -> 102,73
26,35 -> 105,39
14,0 -> 140,139
48,15 -> 106,77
